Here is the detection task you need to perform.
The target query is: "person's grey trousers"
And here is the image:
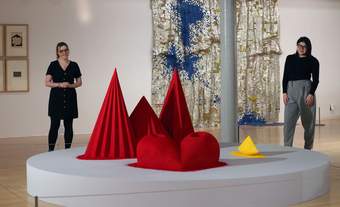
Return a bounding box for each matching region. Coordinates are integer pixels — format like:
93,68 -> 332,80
284,80 -> 316,149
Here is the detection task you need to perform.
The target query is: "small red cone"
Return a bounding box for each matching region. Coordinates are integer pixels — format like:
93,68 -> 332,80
130,96 -> 169,147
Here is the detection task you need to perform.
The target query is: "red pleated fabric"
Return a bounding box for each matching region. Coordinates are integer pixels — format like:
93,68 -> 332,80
159,70 -> 194,142
77,69 -> 135,160
129,96 -> 169,147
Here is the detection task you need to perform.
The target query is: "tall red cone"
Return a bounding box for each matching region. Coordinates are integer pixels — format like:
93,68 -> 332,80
130,96 -> 169,146
77,69 -> 135,159
159,70 -> 194,142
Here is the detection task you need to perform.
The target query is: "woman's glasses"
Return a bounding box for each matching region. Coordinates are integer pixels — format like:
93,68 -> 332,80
58,49 -> 69,53
297,44 -> 306,49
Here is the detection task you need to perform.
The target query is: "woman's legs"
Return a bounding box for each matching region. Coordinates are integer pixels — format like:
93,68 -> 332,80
48,117 -> 61,151
300,96 -> 316,150
284,101 -> 300,147
284,80 -> 316,149
63,118 -> 74,149
284,82 -> 300,147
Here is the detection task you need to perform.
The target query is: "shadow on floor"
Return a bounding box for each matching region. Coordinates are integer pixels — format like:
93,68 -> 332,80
221,157 -> 287,166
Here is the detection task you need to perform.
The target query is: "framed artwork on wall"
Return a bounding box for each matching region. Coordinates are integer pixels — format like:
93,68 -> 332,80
0,60 -> 4,91
0,25 -> 3,57
5,25 -> 28,57
0,24 -> 29,93
5,59 -> 29,92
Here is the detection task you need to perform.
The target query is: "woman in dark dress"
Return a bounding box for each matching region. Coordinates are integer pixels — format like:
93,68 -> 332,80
45,42 -> 82,151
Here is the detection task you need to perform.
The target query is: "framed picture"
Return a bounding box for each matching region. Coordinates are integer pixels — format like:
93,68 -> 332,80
0,25 -> 3,57
6,59 -> 29,91
5,25 -> 28,57
0,60 -> 4,91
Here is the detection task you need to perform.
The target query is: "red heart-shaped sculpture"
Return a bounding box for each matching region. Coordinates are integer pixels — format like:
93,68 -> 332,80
181,131 -> 224,170
129,134 -> 182,171
130,132 -> 225,171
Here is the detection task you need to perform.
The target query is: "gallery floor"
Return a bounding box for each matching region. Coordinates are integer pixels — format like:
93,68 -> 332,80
0,119 -> 339,207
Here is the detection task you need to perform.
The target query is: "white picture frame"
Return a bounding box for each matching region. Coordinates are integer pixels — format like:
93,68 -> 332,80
0,60 -> 4,91
6,59 -> 29,91
5,25 -> 28,57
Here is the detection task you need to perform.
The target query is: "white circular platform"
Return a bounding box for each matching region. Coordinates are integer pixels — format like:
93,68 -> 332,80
27,145 -> 330,207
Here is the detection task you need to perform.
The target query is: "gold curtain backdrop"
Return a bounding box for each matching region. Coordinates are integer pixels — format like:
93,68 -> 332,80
151,0 -> 222,128
236,0 -> 281,122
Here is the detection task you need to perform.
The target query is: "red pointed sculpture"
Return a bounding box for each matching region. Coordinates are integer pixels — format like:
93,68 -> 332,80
159,70 -> 194,142
77,69 -> 135,160
129,96 -> 169,146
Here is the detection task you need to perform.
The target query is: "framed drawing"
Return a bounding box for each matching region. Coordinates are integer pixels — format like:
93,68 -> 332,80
0,60 -> 4,91
6,59 -> 29,91
5,25 -> 28,57
0,25 -> 3,57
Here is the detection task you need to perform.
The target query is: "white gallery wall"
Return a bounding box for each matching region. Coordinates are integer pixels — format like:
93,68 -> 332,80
0,0 -> 152,138
278,0 -> 340,121
0,0 -> 339,138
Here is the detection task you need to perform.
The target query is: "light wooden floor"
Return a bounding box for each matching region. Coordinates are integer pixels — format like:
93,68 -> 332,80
0,119 -> 339,207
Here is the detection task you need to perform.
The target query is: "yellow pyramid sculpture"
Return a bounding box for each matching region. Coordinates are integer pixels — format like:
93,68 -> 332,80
231,136 -> 265,158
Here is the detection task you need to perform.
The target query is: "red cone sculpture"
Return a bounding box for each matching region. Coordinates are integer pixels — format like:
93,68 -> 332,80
130,70 -> 226,171
129,96 -> 169,146
77,69 -> 135,160
159,70 -> 194,142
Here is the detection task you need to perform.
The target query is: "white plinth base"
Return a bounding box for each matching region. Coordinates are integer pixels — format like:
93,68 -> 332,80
27,145 -> 330,207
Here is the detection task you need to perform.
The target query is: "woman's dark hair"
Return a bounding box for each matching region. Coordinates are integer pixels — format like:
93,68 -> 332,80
296,36 -> 312,56
56,42 -> 69,58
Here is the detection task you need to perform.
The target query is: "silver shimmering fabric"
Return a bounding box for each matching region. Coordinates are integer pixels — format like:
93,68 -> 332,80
236,0 -> 281,121
151,0 -> 221,128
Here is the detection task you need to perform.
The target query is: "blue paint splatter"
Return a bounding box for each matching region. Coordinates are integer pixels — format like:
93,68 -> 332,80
166,0 -> 204,80
166,44 -> 182,71
183,54 -> 200,79
176,0 -> 204,47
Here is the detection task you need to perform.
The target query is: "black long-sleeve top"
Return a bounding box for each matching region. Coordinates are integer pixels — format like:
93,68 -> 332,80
282,54 -> 319,95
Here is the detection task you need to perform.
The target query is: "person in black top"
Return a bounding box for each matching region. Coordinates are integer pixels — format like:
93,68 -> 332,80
45,42 -> 82,151
282,36 -> 319,150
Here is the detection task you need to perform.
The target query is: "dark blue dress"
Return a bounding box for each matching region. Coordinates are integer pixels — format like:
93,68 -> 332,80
46,60 -> 82,119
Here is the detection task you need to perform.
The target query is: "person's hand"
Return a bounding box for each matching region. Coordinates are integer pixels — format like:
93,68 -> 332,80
61,82 -> 70,88
283,93 -> 288,105
305,94 -> 314,107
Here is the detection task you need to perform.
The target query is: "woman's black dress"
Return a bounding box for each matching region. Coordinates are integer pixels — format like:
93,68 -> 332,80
46,60 -> 82,119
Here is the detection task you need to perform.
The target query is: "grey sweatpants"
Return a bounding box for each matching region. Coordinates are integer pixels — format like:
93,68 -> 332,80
284,80 -> 316,149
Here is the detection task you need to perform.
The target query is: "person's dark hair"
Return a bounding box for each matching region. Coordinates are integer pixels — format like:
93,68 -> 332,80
296,36 -> 312,56
56,42 -> 69,58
